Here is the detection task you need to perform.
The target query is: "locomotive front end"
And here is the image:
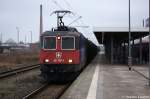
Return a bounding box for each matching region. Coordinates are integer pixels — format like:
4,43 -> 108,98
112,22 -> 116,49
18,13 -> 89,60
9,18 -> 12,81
40,33 -> 80,65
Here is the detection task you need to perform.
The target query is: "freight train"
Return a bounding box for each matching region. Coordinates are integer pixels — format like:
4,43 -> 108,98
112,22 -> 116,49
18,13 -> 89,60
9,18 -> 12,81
39,10 -> 98,82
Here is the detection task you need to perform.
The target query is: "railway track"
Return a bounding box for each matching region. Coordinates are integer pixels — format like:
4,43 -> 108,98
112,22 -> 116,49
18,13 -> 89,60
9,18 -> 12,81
22,82 -> 72,99
0,64 -> 40,79
22,83 -> 48,99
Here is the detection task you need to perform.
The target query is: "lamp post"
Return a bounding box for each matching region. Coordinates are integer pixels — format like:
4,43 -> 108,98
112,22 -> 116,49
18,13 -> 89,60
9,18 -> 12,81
16,27 -> 19,44
30,31 -> 32,44
128,0 -> 132,70
0,33 -> 2,44
39,5 -> 43,48
148,0 -> 150,86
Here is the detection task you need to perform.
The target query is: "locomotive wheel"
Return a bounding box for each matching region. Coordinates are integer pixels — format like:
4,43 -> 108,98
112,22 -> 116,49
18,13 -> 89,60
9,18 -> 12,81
40,72 -> 49,83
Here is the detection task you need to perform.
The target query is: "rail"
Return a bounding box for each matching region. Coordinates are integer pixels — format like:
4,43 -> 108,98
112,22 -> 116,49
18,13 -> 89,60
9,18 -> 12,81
22,82 -> 72,99
22,83 -> 48,99
0,64 -> 40,79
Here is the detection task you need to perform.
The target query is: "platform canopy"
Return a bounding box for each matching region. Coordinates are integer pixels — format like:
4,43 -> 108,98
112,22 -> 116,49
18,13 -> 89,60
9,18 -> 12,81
93,27 -> 149,44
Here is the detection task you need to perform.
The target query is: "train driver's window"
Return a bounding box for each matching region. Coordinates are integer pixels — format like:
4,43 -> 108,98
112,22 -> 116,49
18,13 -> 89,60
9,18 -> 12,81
44,36 -> 56,50
61,36 -> 75,50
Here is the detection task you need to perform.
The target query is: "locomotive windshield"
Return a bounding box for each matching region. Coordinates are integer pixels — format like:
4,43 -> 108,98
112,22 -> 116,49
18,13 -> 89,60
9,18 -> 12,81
61,36 -> 75,50
43,36 -> 56,49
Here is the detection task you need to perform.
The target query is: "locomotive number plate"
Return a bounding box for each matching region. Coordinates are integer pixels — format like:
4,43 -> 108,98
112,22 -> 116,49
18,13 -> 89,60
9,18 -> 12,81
53,59 -> 64,63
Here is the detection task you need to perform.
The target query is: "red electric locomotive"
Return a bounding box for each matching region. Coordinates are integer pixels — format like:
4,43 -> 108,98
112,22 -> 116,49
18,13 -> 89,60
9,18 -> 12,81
40,10 -> 98,82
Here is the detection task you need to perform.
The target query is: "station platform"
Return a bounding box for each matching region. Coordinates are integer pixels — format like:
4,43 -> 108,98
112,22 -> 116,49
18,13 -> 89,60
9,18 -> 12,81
60,52 -> 150,99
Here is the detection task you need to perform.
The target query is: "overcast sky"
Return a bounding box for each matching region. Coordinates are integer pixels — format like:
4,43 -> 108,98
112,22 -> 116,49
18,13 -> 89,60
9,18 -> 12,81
0,0 -> 149,44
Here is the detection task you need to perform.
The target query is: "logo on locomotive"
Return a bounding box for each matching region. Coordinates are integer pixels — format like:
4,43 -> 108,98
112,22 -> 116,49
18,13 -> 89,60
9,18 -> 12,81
56,52 -> 62,59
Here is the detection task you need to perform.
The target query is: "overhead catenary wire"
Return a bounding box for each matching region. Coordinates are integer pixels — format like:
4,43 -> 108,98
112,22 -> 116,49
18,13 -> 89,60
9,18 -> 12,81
49,0 -> 90,35
67,16 -> 82,26
63,0 -> 72,9
63,0 -> 80,17
62,0 -> 90,30
50,0 -> 85,26
50,0 -> 64,10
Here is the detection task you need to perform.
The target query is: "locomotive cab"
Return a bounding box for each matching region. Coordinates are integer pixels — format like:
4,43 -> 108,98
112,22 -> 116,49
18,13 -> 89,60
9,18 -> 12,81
40,31 -> 80,65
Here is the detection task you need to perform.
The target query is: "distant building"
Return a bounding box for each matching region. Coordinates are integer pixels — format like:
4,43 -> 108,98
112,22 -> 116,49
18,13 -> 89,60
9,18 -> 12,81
30,42 -> 40,50
146,18 -> 149,27
4,38 -> 17,46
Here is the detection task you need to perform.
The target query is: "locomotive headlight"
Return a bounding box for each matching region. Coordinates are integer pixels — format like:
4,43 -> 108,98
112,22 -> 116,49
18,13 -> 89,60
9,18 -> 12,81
45,59 -> 49,63
68,59 -> 72,63
57,36 -> 61,40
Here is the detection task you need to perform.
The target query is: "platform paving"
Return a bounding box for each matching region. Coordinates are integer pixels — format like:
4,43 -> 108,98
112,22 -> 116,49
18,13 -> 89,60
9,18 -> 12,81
60,52 -> 150,99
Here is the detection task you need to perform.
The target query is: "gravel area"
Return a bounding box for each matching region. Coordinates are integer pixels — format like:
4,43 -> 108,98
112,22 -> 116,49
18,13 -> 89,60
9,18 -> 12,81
0,63 -> 39,73
0,68 -> 42,99
32,84 -> 67,99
